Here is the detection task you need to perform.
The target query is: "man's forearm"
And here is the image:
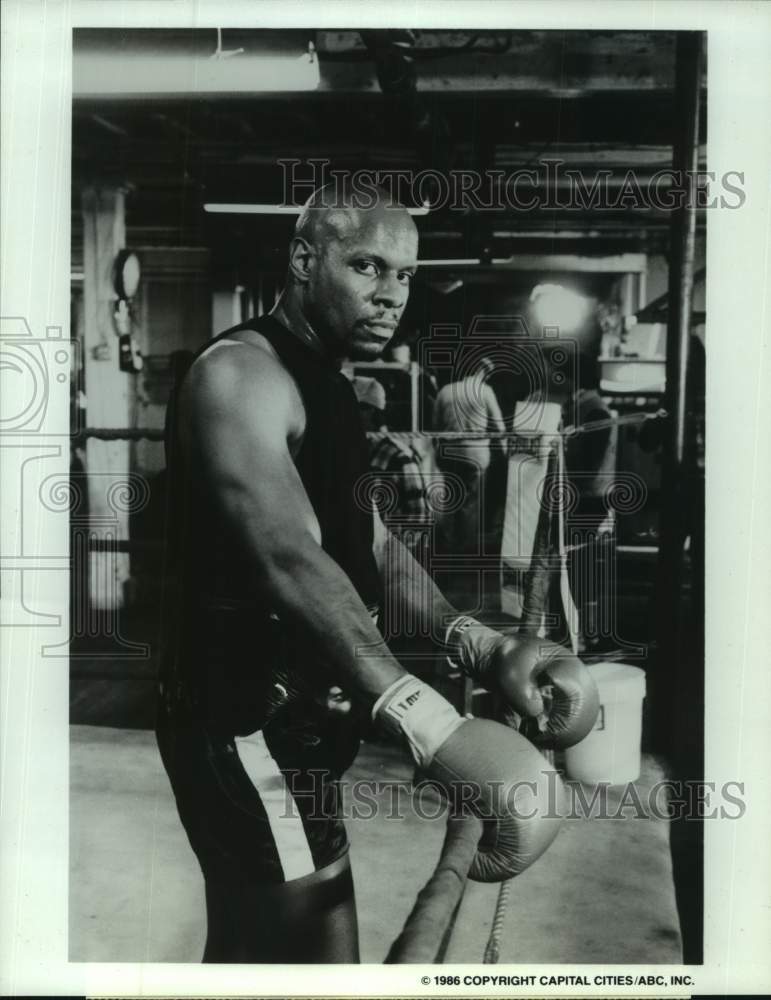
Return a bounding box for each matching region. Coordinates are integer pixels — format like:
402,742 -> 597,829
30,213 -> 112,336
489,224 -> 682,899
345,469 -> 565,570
378,529 -> 458,647
259,536 -> 405,703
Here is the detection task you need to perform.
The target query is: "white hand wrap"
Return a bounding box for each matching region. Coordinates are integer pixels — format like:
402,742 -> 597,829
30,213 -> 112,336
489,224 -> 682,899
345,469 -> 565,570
372,675 -> 465,768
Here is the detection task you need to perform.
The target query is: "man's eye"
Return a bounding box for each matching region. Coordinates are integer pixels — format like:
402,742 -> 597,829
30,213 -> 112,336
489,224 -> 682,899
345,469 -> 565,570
355,261 -> 378,275
398,272 -> 414,285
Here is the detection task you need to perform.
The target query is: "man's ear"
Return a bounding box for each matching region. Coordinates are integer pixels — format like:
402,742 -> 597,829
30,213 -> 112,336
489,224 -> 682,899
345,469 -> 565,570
287,237 -> 314,283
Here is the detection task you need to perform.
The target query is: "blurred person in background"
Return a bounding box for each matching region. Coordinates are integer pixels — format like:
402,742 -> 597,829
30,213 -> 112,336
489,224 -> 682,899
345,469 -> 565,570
432,357 -> 506,553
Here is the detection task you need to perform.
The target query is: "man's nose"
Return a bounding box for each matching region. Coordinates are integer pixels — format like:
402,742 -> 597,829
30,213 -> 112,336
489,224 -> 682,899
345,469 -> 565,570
373,273 -> 407,310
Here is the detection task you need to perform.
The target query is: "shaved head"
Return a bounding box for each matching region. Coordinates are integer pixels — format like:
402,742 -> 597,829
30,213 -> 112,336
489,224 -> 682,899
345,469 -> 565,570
294,182 -> 417,254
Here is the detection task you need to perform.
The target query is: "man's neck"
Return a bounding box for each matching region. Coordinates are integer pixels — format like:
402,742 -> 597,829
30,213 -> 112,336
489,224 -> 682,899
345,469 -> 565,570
271,293 -> 334,361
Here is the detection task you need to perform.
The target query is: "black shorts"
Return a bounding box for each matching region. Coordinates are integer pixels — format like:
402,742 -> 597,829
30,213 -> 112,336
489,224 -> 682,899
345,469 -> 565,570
156,697 -> 361,885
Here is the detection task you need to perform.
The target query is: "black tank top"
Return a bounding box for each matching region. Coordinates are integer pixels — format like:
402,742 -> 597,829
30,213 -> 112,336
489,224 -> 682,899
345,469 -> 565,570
161,315 -> 381,730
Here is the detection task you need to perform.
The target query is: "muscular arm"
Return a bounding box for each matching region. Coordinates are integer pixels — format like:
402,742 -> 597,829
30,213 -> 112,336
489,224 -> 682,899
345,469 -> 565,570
372,508 -> 458,647
180,343 -> 404,705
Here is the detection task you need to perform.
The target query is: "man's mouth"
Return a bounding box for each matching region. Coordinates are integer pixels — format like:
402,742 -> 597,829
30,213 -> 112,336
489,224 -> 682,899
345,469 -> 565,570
363,318 -> 398,332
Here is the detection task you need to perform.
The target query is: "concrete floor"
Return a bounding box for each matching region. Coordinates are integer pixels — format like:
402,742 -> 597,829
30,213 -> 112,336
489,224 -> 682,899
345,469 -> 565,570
70,725 -> 682,964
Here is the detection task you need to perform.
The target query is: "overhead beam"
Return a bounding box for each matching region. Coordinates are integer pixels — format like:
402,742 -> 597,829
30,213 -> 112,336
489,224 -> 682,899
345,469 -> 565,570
74,32 -> 320,98
73,29 -> 707,99
480,253 -> 647,273
317,29 -> 706,95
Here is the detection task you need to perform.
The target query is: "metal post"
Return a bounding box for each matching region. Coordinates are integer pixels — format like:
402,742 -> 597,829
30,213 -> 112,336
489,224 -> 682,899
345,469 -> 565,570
655,31 -> 702,742
654,31 -> 704,965
667,35 -> 702,472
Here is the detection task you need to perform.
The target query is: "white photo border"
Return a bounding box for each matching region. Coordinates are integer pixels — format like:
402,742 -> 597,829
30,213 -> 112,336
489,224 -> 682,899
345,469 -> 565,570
1,1 -> 770,996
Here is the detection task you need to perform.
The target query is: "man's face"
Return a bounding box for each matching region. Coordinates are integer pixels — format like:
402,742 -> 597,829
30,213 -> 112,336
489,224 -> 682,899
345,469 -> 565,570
306,212 -> 419,360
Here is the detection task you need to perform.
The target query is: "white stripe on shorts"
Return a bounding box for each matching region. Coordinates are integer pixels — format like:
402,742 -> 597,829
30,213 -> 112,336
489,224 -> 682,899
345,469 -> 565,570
233,729 -> 315,881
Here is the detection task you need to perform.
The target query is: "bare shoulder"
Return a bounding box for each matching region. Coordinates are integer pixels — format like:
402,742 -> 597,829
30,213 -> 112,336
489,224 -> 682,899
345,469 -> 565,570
190,335 -> 285,394
181,336 -> 303,441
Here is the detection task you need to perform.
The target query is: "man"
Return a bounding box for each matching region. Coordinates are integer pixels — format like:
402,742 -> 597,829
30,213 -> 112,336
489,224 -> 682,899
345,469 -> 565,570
352,375 -> 430,525
157,184 -> 598,963
432,357 -> 507,552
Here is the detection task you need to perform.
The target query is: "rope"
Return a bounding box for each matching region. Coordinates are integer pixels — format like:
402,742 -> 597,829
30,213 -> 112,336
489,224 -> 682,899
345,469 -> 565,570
384,410 -> 665,441
71,409 -> 666,446
73,427 -> 165,442
557,434 -> 581,654
483,879 -> 512,964
385,813 -> 483,964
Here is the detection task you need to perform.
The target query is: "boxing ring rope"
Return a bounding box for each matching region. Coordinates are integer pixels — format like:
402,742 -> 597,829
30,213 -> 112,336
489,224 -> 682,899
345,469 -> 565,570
71,409 -> 666,446
386,814 -> 484,964
483,880 -> 513,964
73,427 -> 166,442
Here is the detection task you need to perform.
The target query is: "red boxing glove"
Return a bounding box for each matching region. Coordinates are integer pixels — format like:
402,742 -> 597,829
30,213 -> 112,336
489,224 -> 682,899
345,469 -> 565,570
445,616 -> 600,750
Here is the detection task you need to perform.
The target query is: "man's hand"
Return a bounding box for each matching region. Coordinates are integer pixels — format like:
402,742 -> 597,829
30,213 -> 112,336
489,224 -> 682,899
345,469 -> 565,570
265,667 -> 352,720
445,616 -> 600,749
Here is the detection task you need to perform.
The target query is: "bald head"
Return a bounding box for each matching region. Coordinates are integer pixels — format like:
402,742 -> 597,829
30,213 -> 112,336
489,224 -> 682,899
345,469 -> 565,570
294,182 -> 417,254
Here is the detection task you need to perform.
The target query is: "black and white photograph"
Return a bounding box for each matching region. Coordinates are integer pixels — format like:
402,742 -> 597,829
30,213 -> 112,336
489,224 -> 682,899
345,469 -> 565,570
1,2 -> 770,997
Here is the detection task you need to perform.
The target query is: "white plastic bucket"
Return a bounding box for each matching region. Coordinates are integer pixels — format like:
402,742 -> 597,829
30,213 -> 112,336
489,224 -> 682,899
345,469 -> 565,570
564,661 -> 646,785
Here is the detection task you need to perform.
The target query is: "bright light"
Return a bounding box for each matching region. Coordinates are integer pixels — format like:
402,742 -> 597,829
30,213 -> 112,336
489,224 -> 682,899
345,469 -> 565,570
418,258 -> 481,266
204,204 -> 301,215
530,283 -> 589,332
204,204 -> 430,216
